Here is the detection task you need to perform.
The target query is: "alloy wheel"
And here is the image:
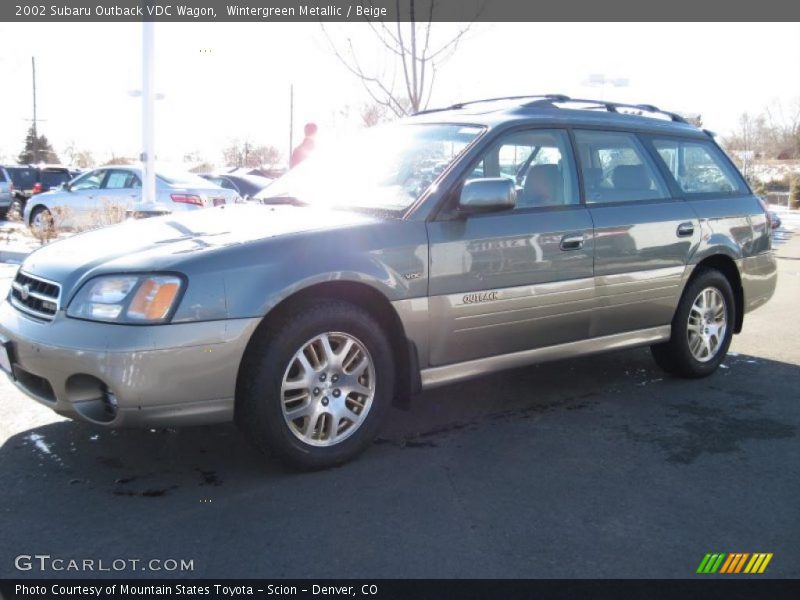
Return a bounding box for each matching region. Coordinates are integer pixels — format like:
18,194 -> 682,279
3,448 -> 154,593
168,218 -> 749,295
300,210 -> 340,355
687,286 -> 727,363
280,332 -> 376,447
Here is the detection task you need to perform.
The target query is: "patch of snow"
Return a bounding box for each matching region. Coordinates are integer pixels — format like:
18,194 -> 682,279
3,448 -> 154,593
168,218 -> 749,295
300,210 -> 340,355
27,433 -> 51,455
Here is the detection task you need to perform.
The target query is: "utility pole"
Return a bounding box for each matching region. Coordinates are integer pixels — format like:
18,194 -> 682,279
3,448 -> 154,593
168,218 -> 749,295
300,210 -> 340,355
31,57 -> 38,163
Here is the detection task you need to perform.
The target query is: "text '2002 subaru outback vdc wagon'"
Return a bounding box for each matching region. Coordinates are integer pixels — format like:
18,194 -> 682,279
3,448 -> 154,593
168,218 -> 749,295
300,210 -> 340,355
0,95 -> 777,469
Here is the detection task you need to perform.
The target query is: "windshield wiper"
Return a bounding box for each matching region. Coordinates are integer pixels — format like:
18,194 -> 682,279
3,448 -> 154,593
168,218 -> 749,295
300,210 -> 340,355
258,195 -> 308,206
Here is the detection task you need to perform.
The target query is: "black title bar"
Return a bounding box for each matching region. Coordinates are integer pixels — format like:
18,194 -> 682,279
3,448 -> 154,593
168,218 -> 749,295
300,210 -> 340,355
3,579 -> 800,600
3,0 -> 800,22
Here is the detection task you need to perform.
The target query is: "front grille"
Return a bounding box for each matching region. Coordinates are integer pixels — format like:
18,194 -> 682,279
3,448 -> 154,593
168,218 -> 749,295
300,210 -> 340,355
10,271 -> 61,321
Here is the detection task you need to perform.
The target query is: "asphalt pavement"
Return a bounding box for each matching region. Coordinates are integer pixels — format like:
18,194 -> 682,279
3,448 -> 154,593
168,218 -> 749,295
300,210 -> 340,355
0,231 -> 798,579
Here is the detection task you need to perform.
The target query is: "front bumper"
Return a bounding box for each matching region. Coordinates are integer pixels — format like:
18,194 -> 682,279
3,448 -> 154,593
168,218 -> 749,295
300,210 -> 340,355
0,300 -> 260,427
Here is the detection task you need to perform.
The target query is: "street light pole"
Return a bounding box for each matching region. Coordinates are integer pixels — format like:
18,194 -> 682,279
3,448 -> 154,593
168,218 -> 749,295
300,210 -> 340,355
289,83 -> 294,166
141,21 -> 156,206
31,57 -> 38,163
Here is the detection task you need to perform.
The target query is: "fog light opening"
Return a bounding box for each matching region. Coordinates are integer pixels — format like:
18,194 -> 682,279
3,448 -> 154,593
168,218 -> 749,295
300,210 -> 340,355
66,374 -> 119,424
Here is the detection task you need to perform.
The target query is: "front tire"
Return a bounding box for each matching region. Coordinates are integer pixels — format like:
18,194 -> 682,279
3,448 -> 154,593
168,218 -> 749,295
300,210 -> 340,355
237,299 -> 394,470
29,206 -> 53,233
651,268 -> 735,378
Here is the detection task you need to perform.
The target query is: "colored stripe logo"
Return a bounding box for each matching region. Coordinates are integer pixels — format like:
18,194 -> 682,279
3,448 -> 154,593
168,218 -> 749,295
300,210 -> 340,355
697,553 -> 773,574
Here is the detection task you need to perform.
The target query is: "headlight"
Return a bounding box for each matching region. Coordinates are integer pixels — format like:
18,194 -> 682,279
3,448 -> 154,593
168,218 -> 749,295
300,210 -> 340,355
67,274 -> 184,324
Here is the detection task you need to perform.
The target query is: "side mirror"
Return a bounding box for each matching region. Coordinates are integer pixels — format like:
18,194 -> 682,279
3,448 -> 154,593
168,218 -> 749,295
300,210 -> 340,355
458,178 -> 516,214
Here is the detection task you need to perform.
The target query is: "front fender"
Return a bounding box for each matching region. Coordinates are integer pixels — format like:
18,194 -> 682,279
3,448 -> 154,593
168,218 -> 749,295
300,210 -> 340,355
220,220 -> 429,319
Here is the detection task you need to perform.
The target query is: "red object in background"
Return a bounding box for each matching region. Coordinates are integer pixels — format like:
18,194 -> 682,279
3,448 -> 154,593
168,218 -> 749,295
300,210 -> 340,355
171,193 -> 203,206
290,122 -> 318,169
32,182 -> 42,194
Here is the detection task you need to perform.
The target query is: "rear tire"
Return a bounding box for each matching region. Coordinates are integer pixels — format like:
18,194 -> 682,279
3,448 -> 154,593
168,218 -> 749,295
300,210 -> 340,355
237,299 -> 394,470
651,268 -> 735,378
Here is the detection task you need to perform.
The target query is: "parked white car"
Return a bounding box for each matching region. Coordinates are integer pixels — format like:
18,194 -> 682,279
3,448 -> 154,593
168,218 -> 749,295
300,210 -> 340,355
23,165 -> 240,230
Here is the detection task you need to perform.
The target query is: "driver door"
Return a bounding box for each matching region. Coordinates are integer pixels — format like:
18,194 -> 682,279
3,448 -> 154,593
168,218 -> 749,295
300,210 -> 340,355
426,128 -> 595,366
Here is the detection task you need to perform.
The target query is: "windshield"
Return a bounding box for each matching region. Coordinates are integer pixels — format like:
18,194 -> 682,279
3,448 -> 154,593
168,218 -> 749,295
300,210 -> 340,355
8,168 -> 36,189
41,170 -> 71,189
256,123 -> 484,211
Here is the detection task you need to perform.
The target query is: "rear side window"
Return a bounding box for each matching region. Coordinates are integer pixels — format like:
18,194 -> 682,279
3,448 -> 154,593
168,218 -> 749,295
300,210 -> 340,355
104,169 -> 140,189
0,170 -> 6,182
573,130 -> 670,203
651,138 -> 746,195
218,178 -> 240,192
40,170 -> 71,190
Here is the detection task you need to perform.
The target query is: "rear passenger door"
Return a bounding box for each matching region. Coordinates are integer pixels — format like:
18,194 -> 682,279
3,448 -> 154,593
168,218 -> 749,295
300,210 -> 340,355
427,128 -> 595,366
573,129 -> 699,337
99,169 -> 141,213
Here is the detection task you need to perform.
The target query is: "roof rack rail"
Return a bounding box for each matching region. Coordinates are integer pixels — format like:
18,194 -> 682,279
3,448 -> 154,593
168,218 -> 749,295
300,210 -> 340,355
415,94 -> 690,125
522,96 -> 688,123
413,94 -> 570,115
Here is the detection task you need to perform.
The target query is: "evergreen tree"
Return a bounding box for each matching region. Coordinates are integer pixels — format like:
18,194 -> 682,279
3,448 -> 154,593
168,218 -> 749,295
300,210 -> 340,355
17,125 -> 60,164
790,174 -> 800,209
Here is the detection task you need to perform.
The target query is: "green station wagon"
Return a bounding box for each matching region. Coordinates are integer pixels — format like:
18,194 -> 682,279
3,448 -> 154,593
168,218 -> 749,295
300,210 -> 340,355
0,95 -> 777,469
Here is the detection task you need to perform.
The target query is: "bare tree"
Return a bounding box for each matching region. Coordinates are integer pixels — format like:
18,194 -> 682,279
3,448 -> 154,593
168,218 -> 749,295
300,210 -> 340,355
223,140 -> 281,168
764,98 -> 800,158
360,102 -> 391,127
322,1 -> 477,117
102,155 -> 135,166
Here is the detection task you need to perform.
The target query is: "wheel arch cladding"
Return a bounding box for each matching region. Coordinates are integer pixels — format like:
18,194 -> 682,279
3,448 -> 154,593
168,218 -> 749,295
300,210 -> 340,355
689,254 -> 744,334
235,280 -> 419,413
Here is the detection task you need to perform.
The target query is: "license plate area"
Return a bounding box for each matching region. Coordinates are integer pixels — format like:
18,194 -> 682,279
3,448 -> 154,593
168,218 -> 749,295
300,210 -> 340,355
0,338 -> 14,377
212,198 -> 226,207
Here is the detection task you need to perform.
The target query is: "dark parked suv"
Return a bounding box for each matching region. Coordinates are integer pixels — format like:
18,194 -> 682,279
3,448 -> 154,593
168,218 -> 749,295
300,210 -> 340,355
0,95 -> 777,469
4,165 -> 74,212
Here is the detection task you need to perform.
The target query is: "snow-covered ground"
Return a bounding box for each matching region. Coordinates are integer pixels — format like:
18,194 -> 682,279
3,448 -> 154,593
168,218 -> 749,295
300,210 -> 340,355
0,220 -> 72,264
768,204 -> 798,249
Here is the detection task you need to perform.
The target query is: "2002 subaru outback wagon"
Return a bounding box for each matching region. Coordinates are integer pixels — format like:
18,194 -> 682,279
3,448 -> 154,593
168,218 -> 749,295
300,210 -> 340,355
0,95 -> 777,469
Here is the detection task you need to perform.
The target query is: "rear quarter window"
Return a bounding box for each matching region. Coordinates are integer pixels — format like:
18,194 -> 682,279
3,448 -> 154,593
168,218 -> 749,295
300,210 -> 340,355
649,137 -> 747,196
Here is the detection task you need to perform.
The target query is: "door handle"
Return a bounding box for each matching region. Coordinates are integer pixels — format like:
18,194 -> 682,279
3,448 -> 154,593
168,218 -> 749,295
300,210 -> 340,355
676,222 -> 694,237
560,233 -> 584,251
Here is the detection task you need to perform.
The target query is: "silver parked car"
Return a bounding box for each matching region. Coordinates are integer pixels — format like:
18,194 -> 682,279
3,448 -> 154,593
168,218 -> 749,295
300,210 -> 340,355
22,165 -> 239,230
0,95 -> 778,469
0,167 -> 13,216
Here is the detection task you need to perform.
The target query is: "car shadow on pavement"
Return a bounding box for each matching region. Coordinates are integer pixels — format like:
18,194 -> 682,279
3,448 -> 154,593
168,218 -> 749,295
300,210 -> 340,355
1,347 -> 797,495
1,347 -> 798,579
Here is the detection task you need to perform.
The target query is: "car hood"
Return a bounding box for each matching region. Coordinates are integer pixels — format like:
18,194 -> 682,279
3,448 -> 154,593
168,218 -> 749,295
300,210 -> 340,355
21,204 -> 379,285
